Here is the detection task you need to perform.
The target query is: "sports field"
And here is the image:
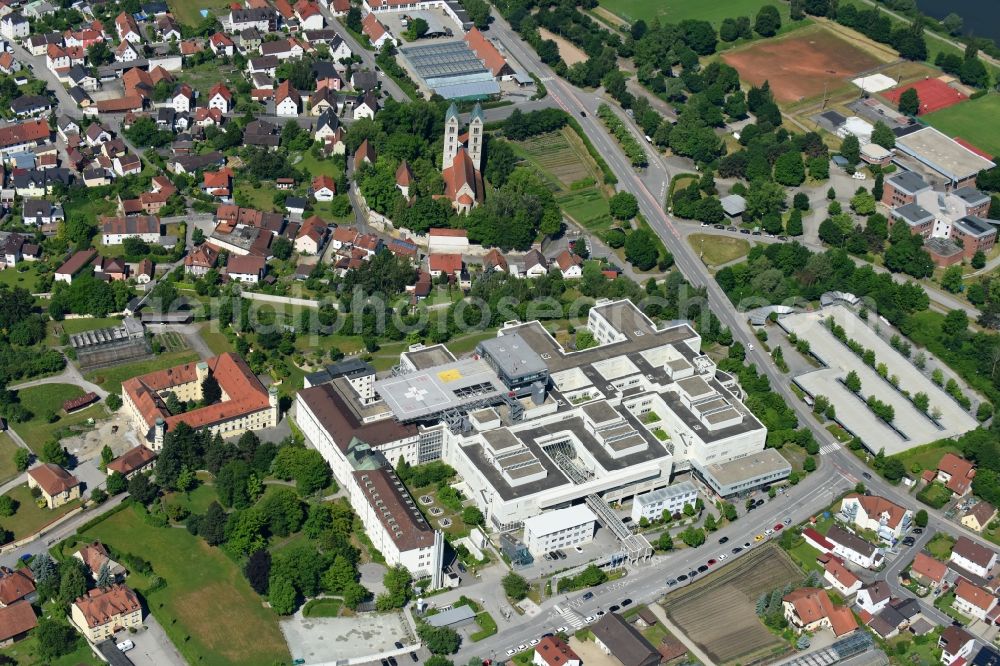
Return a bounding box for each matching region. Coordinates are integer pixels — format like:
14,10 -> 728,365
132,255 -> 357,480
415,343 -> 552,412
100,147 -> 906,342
599,0 -> 791,27
882,77 -> 967,115
923,93 -> 1000,158
723,25 -> 883,103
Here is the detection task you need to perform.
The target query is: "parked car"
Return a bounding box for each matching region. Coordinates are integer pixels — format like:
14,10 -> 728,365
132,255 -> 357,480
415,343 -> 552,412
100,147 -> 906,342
621,598 -> 632,607
394,641 -> 404,650
665,580 -> 677,587
582,592 -> 594,601
707,559 -> 717,566
773,524 -> 784,531
410,653 -> 419,662
676,575 -> 688,582
697,565 -> 709,573
732,547 -> 743,554
718,536 -> 729,544
117,641 -> 134,653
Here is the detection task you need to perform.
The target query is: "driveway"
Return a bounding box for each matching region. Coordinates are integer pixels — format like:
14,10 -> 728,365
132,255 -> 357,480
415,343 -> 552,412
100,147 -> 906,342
124,614 -> 187,666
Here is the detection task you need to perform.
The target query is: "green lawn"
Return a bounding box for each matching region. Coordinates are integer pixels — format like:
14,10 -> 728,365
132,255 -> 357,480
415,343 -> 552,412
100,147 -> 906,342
14,384 -> 104,454
1,484 -> 80,540
46,317 -> 122,346
235,183 -> 282,213
0,266 -> 41,292
177,61 -> 241,97
927,533 -> 955,560
923,93 -> 1000,158
85,349 -> 200,395
164,482 -> 219,514
600,0 -> 794,27
64,195 -> 115,226
167,0 -> 233,25
302,598 -> 343,618
0,434 -> 21,485
917,481 -> 952,509
557,188 -> 613,232
891,440 -> 962,478
199,324 -> 235,356
79,503 -> 289,666
0,631 -> 101,666
295,150 -> 345,180
688,233 -> 751,268
826,423 -> 852,443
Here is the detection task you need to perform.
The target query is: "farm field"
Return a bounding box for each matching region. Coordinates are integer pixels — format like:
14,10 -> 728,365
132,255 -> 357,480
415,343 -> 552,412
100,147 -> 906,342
688,233 -> 751,268
513,128 -> 613,232
923,93 -> 1000,158
723,24 -> 884,103
662,543 -> 802,664
78,503 -> 290,666
598,0 -> 792,27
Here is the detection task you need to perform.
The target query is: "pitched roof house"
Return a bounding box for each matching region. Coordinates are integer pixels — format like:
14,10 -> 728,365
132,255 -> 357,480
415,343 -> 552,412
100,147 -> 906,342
937,453 -> 976,495
26,463 -> 81,509
782,588 -> 857,637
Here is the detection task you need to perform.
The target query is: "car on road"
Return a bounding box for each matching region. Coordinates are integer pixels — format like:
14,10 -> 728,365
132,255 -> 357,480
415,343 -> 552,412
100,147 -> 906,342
784,518 -> 791,525
621,598 -> 632,607
744,541 -> 752,548
773,524 -> 784,531
719,553 -> 728,560
506,649 -> 516,656
574,545 -> 584,553
714,224 -> 725,229
582,592 -> 594,601
740,229 -> 751,234
666,579 -> 677,587
381,658 -> 390,666
764,528 -> 774,536
732,547 -> 742,554
718,536 -> 729,544
862,472 -> 872,480
410,653 -> 419,663
580,111 -> 587,117
755,534 -> 765,542
116,641 -> 134,653
557,627 -> 567,633
676,575 -> 688,582
751,231 -> 762,236
596,610 -> 605,617
394,641 -> 404,650
585,616 -> 595,623
902,537 -> 916,546
755,499 -> 766,507
518,644 -> 527,651
388,657 -> 398,666
530,638 -> 540,646
707,559 -> 717,566
697,565 -> 708,573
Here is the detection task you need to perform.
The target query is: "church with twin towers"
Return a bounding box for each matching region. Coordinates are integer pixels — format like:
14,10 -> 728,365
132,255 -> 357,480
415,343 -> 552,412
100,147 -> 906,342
441,102 -> 484,214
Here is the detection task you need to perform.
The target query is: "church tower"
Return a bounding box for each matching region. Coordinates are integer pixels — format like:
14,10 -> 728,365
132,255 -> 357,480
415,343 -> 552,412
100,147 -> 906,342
442,102 -> 460,169
467,103 -> 484,171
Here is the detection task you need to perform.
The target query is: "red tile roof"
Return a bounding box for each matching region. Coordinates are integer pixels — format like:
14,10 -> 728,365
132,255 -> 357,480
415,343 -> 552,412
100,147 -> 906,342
442,147 -> 481,205
185,244 -> 218,269
0,601 -> 36,642
0,568 -> 34,606
428,228 -> 467,237
938,453 -> 976,494
27,463 -> 79,496
107,445 -> 157,477
783,588 -> 857,637
74,585 -> 140,628
361,12 -> 387,41
910,551 -> 947,584
464,27 -> 510,77
429,253 -> 462,274
844,493 -> 908,529
824,556 -> 860,589
312,174 -> 336,193
534,635 -> 579,666
956,578 -> 996,611
395,160 -> 413,187
0,118 -> 49,149
74,541 -> 113,576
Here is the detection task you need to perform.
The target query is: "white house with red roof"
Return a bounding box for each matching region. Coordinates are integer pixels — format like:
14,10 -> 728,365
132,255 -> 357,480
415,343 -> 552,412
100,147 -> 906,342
311,174 -> 336,202
936,453 -> 976,496
361,13 -> 395,49
209,32 -> 234,56
172,84 -> 194,113
822,556 -> 862,597
840,493 -> 912,542
533,635 -> 580,666
954,578 -> 998,621
207,83 -> 232,114
114,12 -> 142,44
554,250 -> 583,279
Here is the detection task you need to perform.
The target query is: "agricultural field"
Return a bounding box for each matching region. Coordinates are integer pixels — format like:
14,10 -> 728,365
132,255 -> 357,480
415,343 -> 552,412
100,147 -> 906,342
722,24 -> 885,104
512,129 -> 613,232
923,93 -> 1000,158
598,0 -> 792,28
688,233 -> 751,269
77,503 -> 290,666
662,543 -> 802,664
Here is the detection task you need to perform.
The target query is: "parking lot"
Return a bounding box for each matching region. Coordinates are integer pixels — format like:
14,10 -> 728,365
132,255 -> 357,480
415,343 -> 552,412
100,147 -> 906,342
118,615 -> 187,666
280,610 -> 412,664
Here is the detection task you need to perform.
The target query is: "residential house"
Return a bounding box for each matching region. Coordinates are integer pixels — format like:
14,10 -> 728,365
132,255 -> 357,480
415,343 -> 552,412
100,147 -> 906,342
22,198 -> 62,226
244,119 -> 281,149
0,14 -> 29,40
353,91 -> 379,120
395,160 -> 414,198
940,626 -> 976,665
590,613 -> 660,666
154,14 -> 180,41
113,153 -> 142,177
295,215 -> 327,254
114,39 -> 139,63
10,95 -> 50,117
361,13 -> 394,49
209,31 -> 234,56
136,258 -> 154,284
73,541 -> 126,584
823,556 -> 862,597
0,52 -> 19,75
285,196 -> 306,216
106,445 -> 157,480
203,168 -> 233,199
54,249 -> 97,283
0,567 -> 35,607
184,243 -> 218,276
954,578 -> 998,621
208,83 -> 232,113
0,601 -> 36,647
522,249 -> 548,277
937,453 -> 976,496
93,256 -> 129,281
229,7 -> 275,32
172,83 -> 194,113
428,253 -> 462,281
825,524 -> 884,570
294,0 -> 323,29
554,250 -> 582,279
260,37 -> 305,60
274,80 -> 299,116
951,536 -> 998,579
226,255 -> 267,283
70,585 -> 142,643
311,174 -> 336,202
101,215 -> 160,245
314,109 -> 340,142
45,43 -> 69,72
533,635 -> 581,666
331,225 -> 357,250
115,12 -> 142,44
910,551 -> 947,589
840,493 -> 912,542
866,598 -> 922,641
855,580 -> 891,615
964,503 -> 998,533
783,588 -> 857,637
354,138 -> 375,170
26,463 -> 81,509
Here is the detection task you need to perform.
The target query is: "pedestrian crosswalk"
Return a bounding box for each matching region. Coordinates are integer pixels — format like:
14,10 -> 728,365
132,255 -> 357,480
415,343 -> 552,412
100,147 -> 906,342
819,442 -> 840,455
557,606 -> 586,629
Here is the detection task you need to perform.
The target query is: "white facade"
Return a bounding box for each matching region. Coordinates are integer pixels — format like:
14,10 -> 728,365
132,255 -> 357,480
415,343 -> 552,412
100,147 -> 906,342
630,482 -> 698,522
855,584 -> 890,615
951,543 -> 998,579
523,505 -> 596,556
276,96 -> 299,116
172,92 -> 191,113
1,16 -> 28,39
102,230 -> 160,245
208,93 -> 229,113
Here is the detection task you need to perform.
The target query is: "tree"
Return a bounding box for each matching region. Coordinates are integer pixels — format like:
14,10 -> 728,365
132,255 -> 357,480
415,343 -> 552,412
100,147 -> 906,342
268,574 -> 298,615
271,236 -> 293,260
845,370 -> 861,393
786,209 -> 803,236
704,513 -> 717,531
793,192 -> 810,211
461,505 -> 483,526
343,581 -> 371,610
803,456 -> 816,472
200,501 -> 228,546
201,373 -> 222,405
322,555 -> 357,594
941,265 -> 964,293
942,12 -> 964,36
0,496 -> 14,517
100,445 -> 114,467
36,619 -> 78,660
128,473 -> 158,505
418,623 -> 462,655
745,180 -> 786,221
244,549 -> 271,595
898,87 -> 920,116
59,560 -> 88,604
106,471 -> 127,495
41,440 -> 68,466
680,526 -> 706,547
13,448 -> 29,472
754,5 -> 781,37
840,135 -> 860,165
609,192 -> 639,220
217,459 -> 253,508
882,457 -> 906,481
148,279 -> 179,314
502,572 -> 529,600
871,121 -> 895,149
915,509 -> 928,528
774,151 -> 805,186
624,229 -> 658,271
657,531 -> 674,551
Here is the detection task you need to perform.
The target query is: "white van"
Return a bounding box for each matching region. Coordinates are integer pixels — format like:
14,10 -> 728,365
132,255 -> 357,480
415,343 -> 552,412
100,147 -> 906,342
117,640 -> 135,652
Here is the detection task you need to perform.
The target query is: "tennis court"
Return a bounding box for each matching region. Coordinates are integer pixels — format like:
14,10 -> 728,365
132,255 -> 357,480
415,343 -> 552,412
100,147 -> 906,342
882,77 -> 967,115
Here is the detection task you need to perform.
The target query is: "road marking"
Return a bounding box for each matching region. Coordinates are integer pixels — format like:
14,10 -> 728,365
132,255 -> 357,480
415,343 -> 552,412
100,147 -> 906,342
819,442 -> 840,455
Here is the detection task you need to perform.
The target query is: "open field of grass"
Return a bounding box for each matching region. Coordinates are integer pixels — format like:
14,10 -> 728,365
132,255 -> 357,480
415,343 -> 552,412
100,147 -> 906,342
85,349 -> 200,395
890,440 -> 961,478
927,533 -> 955,560
235,183 -> 282,213
923,93 -> 1000,158
599,0 -> 791,27
0,631 -> 101,666
199,324 -> 236,356
167,0 -> 232,24
688,233 -> 751,268
2,483 -> 80,539
0,266 -> 41,292
14,383 -> 102,454
303,598 -> 343,618
80,503 -> 289,666
663,543 -> 801,664
0,434 -> 19,484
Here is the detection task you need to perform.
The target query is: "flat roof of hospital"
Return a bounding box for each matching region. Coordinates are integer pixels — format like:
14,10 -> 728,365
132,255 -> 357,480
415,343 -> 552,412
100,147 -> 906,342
895,126 -> 995,183
375,357 -> 506,421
